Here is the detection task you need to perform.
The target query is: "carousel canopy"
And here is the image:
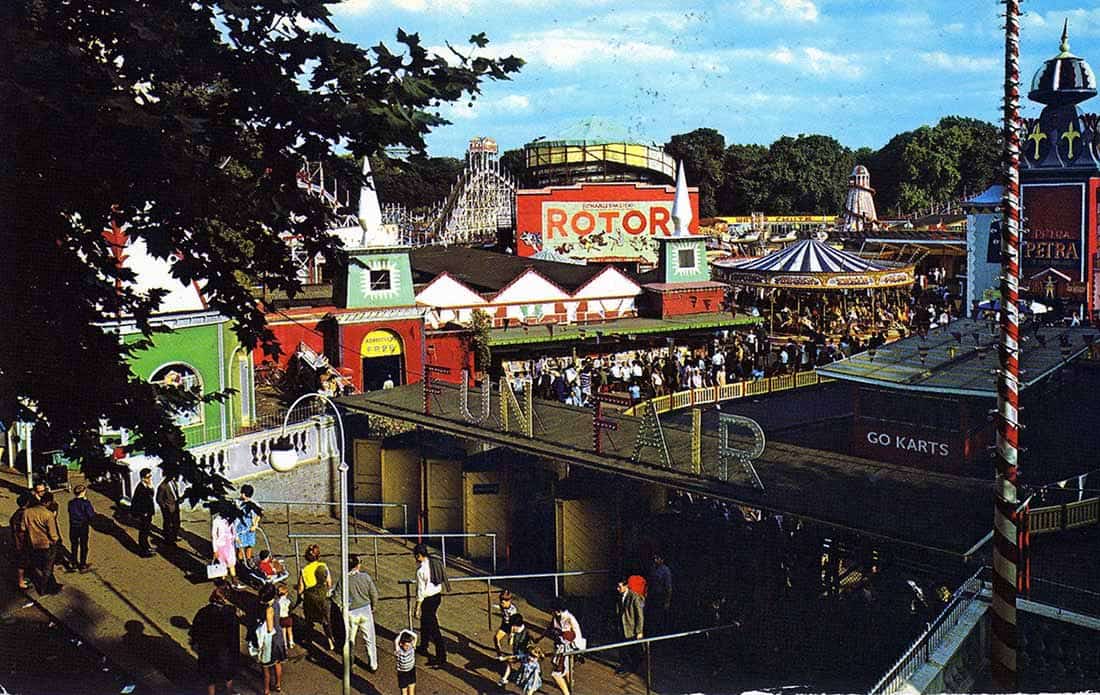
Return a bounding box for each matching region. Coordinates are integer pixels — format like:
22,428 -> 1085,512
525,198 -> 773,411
712,238 -> 914,290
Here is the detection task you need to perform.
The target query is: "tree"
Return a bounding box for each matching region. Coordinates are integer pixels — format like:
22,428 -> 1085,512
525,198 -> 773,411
717,144 -> 768,214
371,155 -> 466,211
755,135 -> 854,214
467,309 -> 493,375
4,0 -> 521,500
664,128 -> 726,218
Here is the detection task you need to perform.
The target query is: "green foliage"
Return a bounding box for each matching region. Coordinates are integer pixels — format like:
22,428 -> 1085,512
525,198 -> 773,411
467,309 -> 493,373
371,155 -> 466,210
673,115 -> 998,218
5,0 -> 521,500
664,128 -> 726,218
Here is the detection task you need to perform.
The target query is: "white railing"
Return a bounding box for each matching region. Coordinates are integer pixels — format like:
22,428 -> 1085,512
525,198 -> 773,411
868,567 -> 987,695
189,416 -> 335,481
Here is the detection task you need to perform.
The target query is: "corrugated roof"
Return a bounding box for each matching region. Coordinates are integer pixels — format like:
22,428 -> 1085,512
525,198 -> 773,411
409,246 -> 610,294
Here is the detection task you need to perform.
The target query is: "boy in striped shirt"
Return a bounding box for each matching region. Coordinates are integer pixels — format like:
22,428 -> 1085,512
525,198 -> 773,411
395,629 -> 418,695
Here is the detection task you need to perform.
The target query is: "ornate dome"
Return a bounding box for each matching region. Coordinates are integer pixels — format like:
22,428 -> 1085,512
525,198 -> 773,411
1029,21 -> 1096,106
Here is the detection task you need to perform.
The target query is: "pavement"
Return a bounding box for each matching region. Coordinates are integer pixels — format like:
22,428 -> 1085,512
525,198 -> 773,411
0,469 -> 662,695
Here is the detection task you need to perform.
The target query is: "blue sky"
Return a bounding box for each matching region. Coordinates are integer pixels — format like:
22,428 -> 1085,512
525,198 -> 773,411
326,1 -> 1100,157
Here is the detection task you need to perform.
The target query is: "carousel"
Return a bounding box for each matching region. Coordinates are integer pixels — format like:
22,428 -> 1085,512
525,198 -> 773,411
712,237 -> 916,336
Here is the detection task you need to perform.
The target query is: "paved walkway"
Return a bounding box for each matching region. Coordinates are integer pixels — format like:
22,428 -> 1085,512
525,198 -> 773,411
0,469 -> 656,695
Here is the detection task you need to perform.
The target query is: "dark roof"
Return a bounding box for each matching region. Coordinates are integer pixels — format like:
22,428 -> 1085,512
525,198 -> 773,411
835,228 -> 966,245
816,318 -> 1095,397
410,246 -> 610,294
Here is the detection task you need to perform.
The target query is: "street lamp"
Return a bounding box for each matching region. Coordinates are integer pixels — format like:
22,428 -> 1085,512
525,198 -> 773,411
270,393 -> 351,695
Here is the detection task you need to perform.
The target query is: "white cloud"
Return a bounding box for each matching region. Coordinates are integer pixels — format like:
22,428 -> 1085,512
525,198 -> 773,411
1023,8 -> 1100,37
919,51 -> 999,73
474,29 -> 678,70
440,93 -> 531,121
728,0 -> 819,23
769,46 -> 796,65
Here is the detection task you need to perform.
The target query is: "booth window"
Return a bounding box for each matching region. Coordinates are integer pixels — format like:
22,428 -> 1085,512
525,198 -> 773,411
677,248 -> 695,269
150,364 -> 203,427
369,268 -> 392,291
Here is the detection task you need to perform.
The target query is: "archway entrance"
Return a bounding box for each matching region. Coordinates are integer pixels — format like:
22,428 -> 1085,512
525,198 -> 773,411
361,329 -> 404,391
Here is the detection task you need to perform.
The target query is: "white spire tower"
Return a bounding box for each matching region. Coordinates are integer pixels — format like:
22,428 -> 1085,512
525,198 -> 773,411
671,160 -> 693,237
357,156 -> 395,246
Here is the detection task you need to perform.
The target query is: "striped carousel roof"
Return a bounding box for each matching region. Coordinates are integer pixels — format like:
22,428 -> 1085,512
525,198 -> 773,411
731,239 -> 889,273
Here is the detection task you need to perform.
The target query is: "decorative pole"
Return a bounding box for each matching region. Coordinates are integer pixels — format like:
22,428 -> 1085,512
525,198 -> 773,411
993,0 -> 1021,689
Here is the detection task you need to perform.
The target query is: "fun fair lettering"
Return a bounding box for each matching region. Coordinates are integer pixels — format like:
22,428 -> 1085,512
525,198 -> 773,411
545,206 -> 672,238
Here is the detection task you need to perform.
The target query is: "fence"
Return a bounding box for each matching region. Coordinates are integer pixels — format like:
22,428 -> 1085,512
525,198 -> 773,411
1026,497 -> 1099,535
397,569 -> 610,632
562,622 -> 742,695
257,498 -> 409,537
624,371 -> 829,415
868,567 -> 987,695
287,531 -> 497,589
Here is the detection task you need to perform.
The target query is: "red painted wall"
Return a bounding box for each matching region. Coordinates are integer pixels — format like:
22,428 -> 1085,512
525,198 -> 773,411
644,287 -> 726,318
333,319 -> 424,390
515,182 -> 701,260
425,330 -> 476,385
259,315 -> 327,367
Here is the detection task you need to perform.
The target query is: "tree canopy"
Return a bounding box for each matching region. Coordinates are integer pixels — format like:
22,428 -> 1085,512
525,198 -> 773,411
4,0 -> 521,500
669,116 -> 998,217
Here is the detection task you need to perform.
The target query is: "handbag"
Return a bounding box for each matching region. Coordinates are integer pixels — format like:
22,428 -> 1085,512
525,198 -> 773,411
206,562 -> 228,580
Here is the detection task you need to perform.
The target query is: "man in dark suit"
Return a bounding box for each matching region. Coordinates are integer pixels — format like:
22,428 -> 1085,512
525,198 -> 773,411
131,468 -> 156,557
156,475 -> 181,546
614,577 -> 645,675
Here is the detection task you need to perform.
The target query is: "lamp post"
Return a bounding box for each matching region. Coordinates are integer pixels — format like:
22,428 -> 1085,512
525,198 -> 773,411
271,393 -> 351,695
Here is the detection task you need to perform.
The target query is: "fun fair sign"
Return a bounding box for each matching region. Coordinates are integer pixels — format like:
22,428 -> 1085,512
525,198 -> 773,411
516,183 -> 700,263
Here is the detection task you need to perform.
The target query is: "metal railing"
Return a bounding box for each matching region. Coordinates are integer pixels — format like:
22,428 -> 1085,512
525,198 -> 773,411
561,622 -> 742,695
1024,497 -> 1099,535
397,569 -> 610,632
288,531 -> 497,589
257,498 -> 409,537
868,567 -> 987,695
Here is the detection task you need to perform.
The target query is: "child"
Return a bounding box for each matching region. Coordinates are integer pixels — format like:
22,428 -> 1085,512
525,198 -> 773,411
276,582 -> 294,649
494,589 -> 518,654
258,550 -> 284,577
498,613 -> 534,687
395,629 -> 418,695
516,646 -> 544,695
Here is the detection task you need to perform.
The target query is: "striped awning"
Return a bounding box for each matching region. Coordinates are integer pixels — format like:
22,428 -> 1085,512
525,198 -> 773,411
732,239 -> 888,273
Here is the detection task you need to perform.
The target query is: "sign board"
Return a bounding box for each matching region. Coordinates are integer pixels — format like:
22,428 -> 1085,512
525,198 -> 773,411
852,420 -> 965,473
471,482 -> 500,495
1021,183 -> 1086,284
360,329 -> 402,358
516,183 -> 699,263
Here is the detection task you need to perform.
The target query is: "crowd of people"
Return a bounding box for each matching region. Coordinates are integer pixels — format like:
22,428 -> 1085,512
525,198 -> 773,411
502,278 -> 968,408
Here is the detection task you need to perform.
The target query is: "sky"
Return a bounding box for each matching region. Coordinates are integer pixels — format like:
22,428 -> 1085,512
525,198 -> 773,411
325,1 -> 1100,158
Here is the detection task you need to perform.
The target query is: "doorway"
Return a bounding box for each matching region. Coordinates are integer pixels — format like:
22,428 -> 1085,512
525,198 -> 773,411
360,329 -> 405,391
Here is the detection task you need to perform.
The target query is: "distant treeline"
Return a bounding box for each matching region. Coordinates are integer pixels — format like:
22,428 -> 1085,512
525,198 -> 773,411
369,115 -> 999,220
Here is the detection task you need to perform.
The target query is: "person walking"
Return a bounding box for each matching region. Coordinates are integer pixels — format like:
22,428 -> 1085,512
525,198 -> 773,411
67,484 -> 95,571
155,475 -> 181,547
412,543 -> 448,666
297,544 -> 333,651
252,583 -> 287,695
210,504 -> 242,589
235,485 -> 262,565
23,494 -> 61,594
10,492 -> 32,590
394,629 -> 418,695
190,585 -> 241,695
646,554 -> 672,635
333,554 -> 380,672
131,468 -> 156,557
614,577 -> 644,675
493,589 -> 518,655
547,598 -> 583,695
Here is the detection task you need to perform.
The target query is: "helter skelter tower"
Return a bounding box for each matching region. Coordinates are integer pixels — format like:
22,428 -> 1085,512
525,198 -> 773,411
841,165 -> 878,231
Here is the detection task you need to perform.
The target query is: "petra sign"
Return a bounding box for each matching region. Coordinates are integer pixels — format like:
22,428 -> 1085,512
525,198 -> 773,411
515,182 -> 699,263
1021,183 -> 1086,283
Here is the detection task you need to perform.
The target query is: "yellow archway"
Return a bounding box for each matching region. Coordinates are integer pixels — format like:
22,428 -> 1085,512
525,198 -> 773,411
361,329 -> 403,358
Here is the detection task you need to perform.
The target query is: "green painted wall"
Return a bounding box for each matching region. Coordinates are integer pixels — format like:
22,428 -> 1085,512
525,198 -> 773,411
335,248 -> 415,309
124,319 -> 254,446
657,238 -> 711,284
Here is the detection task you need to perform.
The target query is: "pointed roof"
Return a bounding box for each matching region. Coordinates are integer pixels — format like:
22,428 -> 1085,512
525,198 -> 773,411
731,239 -> 890,273
671,161 -> 693,237
331,157 -> 399,248
1029,19 -> 1096,106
